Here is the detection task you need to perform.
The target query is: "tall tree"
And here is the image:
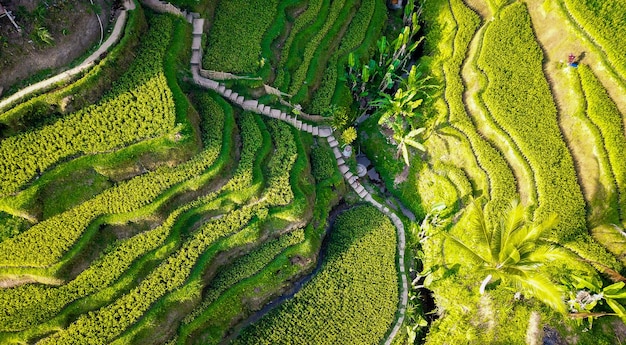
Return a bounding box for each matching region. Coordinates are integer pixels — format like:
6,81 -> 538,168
442,200 -> 568,314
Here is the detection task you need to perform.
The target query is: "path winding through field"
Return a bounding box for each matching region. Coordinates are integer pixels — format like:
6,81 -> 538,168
0,0 -> 135,113
525,0 -> 624,225
179,4 -> 408,343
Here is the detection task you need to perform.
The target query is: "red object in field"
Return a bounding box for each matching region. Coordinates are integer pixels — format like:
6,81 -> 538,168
568,53 -> 576,63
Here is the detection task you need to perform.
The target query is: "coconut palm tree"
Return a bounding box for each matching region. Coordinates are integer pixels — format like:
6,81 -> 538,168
442,200 -> 569,314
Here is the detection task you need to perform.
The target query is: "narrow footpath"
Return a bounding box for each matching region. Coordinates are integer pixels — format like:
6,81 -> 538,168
182,8 -> 409,344
0,0 -> 135,112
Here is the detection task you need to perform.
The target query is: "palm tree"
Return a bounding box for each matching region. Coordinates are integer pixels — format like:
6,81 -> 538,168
395,127 -> 425,166
442,200 -> 569,314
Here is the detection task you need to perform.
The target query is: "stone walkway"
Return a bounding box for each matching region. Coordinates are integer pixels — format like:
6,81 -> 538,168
0,0 -> 135,113
2,0 -> 410,340
184,14 -> 409,344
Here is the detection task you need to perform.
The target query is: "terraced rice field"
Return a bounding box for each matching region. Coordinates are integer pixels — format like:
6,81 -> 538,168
1,0 -> 625,343
0,1 -> 399,344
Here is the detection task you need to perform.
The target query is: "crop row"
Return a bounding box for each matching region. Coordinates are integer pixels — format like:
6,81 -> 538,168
37,201 -> 266,345
577,65 -> 626,223
122,117 -> 313,345
287,0 -> 351,97
178,129 -> 339,344
202,0 -> 280,74
0,90 -> 232,268
233,205 -> 398,344
180,228 -> 305,327
431,0 -> 518,219
222,113 -> 270,200
0,92 -> 236,335
95,108 -> 297,345
308,0 -> 381,114
477,3 -> 587,239
0,15 -> 177,196
561,0 -> 626,80
273,0 -> 324,91
37,114 -> 305,344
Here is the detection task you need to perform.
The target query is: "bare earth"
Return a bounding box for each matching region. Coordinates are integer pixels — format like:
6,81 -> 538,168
0,0 -> 111,91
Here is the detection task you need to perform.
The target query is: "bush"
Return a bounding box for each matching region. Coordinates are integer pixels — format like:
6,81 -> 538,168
310,146 -> 335,182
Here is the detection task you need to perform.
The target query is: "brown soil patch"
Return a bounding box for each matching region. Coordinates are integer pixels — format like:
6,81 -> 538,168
0,0 -> 112,91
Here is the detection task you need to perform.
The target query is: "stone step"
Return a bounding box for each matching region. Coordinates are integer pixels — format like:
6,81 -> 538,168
267,109 -> 278,118
338,164 -> 349,174
223,89 -> 232,98
229,92 -> 239,101
295,119 -> 303,130
327,137 -> 339,148
355,184 -> 365,194
333,147 -> 342,159
357,188 -> 368,198
236,96 -> 244,104
279,112 -> 287,120
242,99 -> 258,111
312,126 -> 319,136
336,158 -> 345,165
318,126 -> 332,138
192,18 -> 204,35
218,85 -> 226,94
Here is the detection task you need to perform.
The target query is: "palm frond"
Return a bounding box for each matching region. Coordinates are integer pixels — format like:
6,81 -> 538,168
441,232 -> 490,265
525,213 -> 558,242
469,201 -> 493,260
509,274 -> 567,314
404,138 -> 425,152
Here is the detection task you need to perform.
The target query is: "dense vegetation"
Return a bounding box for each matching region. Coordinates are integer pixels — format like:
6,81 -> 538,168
1,0 -> 625,344
234,205 -> 398,344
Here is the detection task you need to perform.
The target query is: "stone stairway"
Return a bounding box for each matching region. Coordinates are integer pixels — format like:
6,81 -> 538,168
146,6 -> 409,343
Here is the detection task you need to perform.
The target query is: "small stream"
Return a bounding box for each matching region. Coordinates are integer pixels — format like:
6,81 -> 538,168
221,202 -> 352,344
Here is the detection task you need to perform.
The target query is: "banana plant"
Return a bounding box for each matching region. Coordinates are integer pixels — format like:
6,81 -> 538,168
568,276 -> 626,327
395,127 -> 426,166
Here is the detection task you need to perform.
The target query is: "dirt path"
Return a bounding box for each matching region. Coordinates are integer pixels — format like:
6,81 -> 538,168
525,0 -> 620,226
460,21 -> 536,206
0,0 -> 134,112
530,0 -> 626,137
0,0 -> 111,90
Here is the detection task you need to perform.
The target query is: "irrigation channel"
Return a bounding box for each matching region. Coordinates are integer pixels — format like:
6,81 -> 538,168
221,202 -> 352,343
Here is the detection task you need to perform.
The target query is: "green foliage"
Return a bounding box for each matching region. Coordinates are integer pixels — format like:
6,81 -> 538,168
567,276 -> 626,326
202,0 -> 279,74
32,25 -> 54,46
577,65 -> 626,223
478,3 -> 586,240
561,0 -> 626,79
0,212 -> 27,243
441,200 -> 568,313
233,205 -> 398,344
340,126 -> 357,147
310,146 -> 336,182
0,15 -> 177,196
